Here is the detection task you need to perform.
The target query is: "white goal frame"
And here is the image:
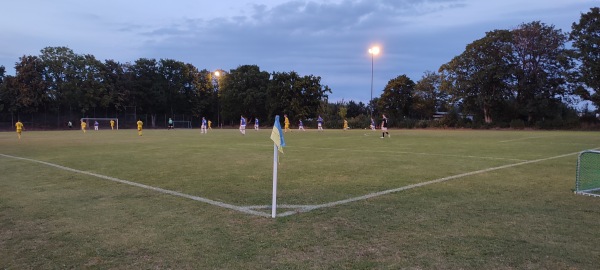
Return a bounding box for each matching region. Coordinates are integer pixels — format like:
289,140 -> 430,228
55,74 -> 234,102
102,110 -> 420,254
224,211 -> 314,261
173,120 -> 192,129
80,118 -> 119,130
575,150 -> 600,197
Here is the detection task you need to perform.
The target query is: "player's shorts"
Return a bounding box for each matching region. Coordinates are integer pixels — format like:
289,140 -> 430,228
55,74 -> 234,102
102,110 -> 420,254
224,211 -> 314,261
381,127 -> 388,131
138,127 -> 142,131
318,123 -> 322,127
240,125 -> 246,129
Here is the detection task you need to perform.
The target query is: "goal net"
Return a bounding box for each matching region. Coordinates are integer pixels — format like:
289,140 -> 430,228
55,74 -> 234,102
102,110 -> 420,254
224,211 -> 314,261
173,120 -> 192,129
80,118 -> 119,130
575,150 -> 600,197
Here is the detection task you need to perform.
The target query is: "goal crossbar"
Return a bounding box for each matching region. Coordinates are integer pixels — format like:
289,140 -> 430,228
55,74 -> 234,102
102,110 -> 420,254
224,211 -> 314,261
172,120 -> 192,129
80,118 -> 119,130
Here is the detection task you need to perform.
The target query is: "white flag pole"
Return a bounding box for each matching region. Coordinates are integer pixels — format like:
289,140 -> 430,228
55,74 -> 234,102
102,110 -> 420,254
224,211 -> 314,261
271,144 -> 278,218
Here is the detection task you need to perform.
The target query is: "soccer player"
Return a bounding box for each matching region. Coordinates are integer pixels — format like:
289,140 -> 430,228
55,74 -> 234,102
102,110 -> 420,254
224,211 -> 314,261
15,120 -> 24,139
81,120 -> 87,133
370,118 -> 376,130
298,119 -> 305,131
137,119 -> 143,136
168,118 -> 174,129
239,115 -> 246,135
380,114 -> 390,138
201,117 -> 207,134
110,119 -> 115,130
317,115 -> 324,131
254,117 -> 259,131
343,119 -> 349,130
208,120 -> 212,130
284,114 -> 290,132
94,121 -> 99,131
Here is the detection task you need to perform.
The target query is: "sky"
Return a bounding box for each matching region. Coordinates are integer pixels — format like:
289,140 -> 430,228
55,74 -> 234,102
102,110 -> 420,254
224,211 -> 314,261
0,0 -> 596,104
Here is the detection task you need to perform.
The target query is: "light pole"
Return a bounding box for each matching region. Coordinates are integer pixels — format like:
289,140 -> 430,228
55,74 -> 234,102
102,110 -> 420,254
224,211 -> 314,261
368,46 -> 380,119
214,70 -> 221,128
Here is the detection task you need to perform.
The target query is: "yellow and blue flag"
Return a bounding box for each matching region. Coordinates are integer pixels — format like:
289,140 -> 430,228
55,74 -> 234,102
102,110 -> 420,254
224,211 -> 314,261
270,115 -> 286,153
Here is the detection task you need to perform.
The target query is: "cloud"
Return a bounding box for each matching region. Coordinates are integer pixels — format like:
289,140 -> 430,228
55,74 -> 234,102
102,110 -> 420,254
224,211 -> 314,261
0,0 -> 595,102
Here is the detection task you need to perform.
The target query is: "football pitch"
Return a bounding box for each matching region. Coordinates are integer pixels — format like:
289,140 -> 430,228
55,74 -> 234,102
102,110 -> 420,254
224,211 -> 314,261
1,128 -> 599,269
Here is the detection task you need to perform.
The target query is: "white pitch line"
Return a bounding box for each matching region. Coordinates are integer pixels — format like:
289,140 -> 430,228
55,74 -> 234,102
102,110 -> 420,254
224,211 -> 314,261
0,154 -> 270,218
284,151 -> 581,215
498,135 -> 555,143
291,146 -> 527,161
0,150 -> 586,218
246,149 -> 582,216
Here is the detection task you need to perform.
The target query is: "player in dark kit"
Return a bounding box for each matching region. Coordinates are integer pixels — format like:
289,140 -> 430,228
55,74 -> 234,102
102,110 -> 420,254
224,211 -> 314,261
380,114 -> 390,138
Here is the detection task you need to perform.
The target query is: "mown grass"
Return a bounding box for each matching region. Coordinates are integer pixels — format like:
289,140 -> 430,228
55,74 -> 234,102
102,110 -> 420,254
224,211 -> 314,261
1,128 -> 599,269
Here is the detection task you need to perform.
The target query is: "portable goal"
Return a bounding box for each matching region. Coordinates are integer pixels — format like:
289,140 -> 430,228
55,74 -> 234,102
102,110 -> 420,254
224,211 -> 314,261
80,118 -> 119,130
575,150 -> 600,197
173,120 -> 192,129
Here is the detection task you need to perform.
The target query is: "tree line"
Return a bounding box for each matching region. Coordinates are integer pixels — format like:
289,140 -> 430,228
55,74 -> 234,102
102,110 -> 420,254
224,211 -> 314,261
0,47 -> 330,129
0,7 -> 598,130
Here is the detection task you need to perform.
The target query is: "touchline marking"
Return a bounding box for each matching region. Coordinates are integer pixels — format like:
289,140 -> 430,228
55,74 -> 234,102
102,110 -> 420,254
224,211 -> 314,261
0,150 -> 585,218
498,135 -> 556,143
291,146 -> 527,161
0,153 -> 270,218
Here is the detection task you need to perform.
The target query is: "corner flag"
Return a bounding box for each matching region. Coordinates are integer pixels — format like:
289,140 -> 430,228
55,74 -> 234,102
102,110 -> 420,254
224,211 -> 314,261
270,115 -> 286,218
270,115 -> 286,154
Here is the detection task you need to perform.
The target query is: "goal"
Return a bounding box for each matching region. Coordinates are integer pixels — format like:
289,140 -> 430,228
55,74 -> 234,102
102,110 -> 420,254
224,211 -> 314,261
80,118 -> 119,130
173,120 -> 192,129
575,150 -> 600,197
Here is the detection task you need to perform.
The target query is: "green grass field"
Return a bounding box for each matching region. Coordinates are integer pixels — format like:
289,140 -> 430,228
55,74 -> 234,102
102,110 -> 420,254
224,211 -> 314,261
1,127 -> 600,269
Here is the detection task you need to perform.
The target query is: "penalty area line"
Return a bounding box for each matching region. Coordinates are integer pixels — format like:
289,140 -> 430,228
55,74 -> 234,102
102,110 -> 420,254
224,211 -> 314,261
278,150 -> 584,216
0,153 -> 270,218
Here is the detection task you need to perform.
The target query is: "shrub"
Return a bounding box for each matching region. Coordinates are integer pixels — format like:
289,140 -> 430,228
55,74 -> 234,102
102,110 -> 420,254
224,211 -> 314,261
510,119 -> 525,129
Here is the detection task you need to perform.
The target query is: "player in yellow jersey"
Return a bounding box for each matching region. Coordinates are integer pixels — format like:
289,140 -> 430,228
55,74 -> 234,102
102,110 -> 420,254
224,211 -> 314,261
110,119 -> 115,130
81,120 -> 87,133
284,114 -> 290,132
208,120 -> 212,130
15,120 -> 24,139
137,119 -> 143,136
343,119 -> 349,130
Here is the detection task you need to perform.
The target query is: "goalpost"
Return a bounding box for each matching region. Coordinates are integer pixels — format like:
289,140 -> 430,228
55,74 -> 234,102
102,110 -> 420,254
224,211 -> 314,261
80,118 -> 119,130
575,150 -> 600,197
173,120 -> 192,129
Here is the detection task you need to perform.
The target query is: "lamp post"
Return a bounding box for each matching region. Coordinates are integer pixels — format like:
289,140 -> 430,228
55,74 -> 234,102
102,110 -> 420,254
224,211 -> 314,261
214,70 -> 220,128
368,46 -> 380,119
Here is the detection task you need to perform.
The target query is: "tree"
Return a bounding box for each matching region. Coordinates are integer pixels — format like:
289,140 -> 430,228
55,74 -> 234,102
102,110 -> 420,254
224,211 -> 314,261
267,71 -> 330,123
0,65 -> 5,85
129,58 -> 162,126
186,67 -> 213,119
570,7 -> 600,108
511,21 -> 572,123
346,100 -> 367,118
439,30 -> 514,124
220,65 -> 270,124
39,46 -> 78,113
12,55 -> 48,113
378,74 -> 415,121
100,59 -> 130,114
72,54 -> 108,116
338,105 -> 347,120
413,71 -> 448,119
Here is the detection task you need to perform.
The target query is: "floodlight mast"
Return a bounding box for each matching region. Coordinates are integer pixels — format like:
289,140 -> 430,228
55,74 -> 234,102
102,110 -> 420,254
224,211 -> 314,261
368,46 -> 380,119
214,70 -> 220,127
